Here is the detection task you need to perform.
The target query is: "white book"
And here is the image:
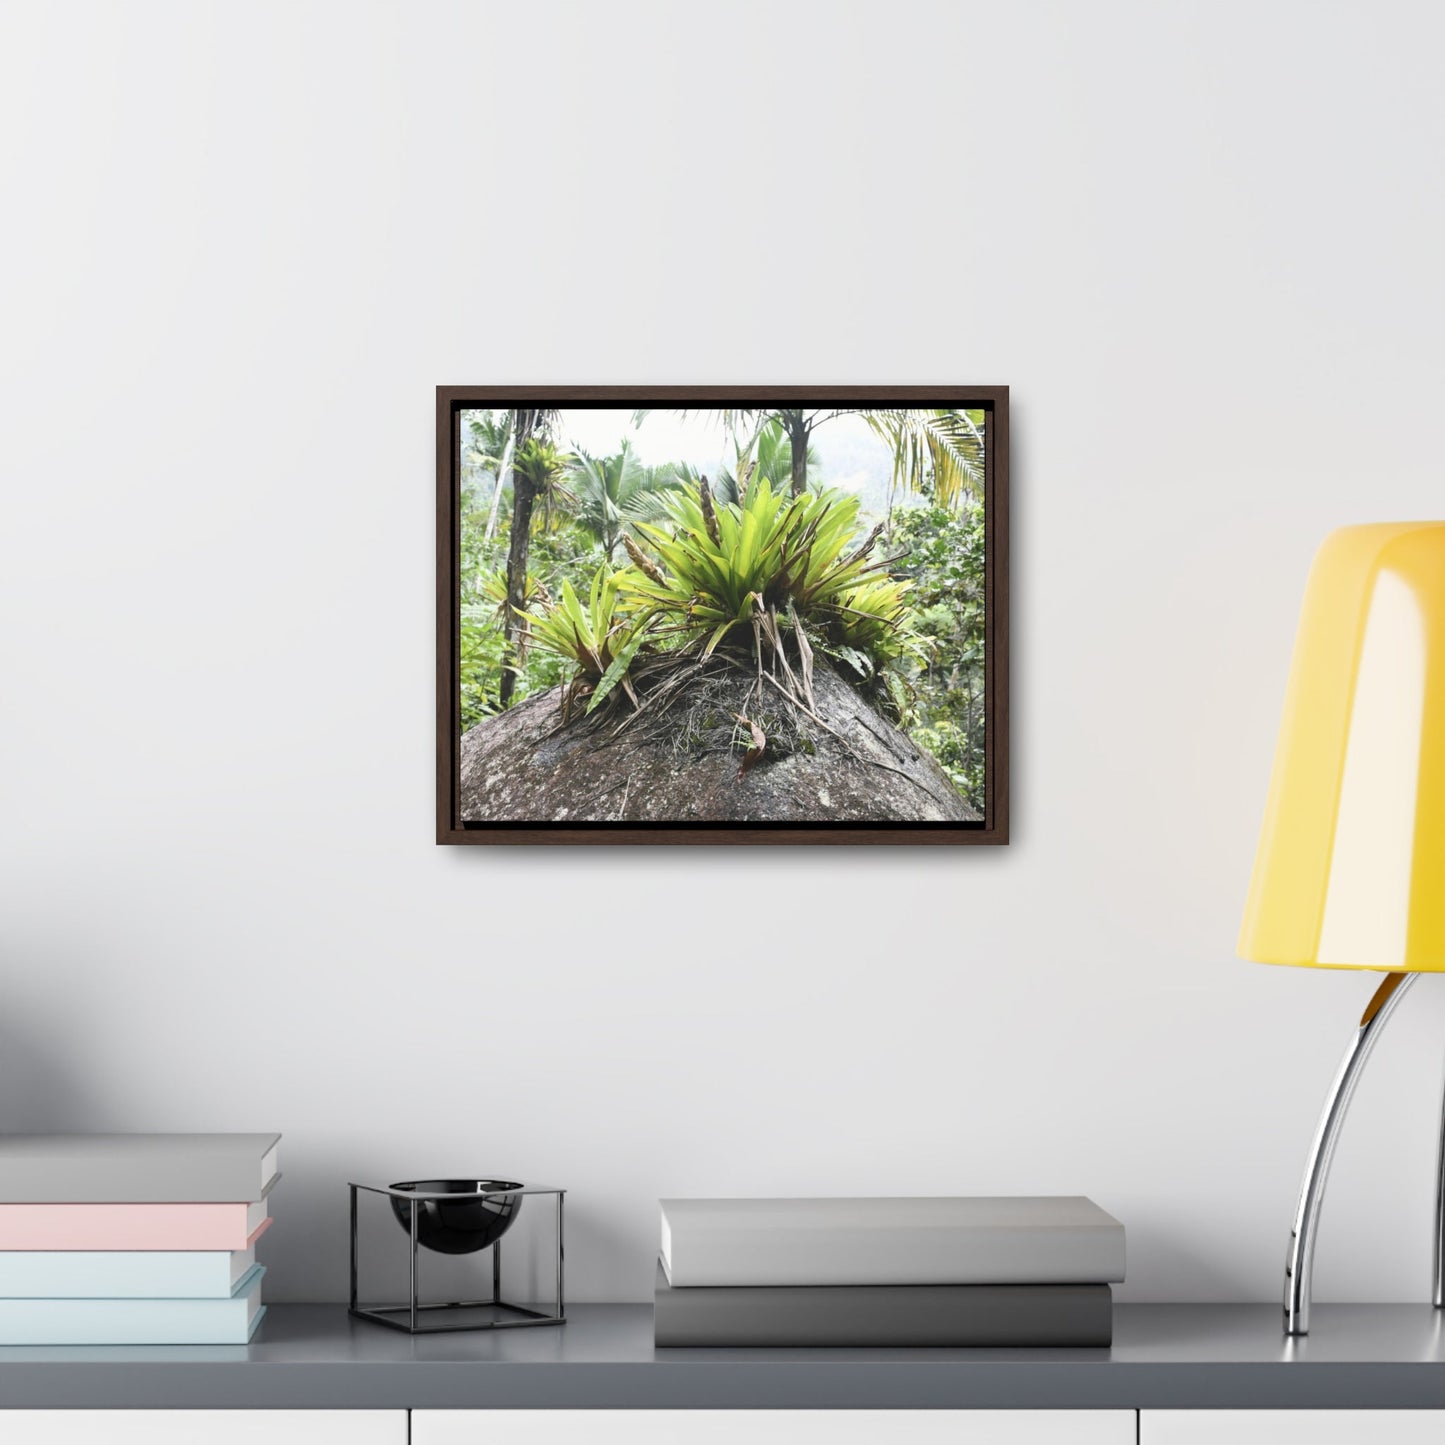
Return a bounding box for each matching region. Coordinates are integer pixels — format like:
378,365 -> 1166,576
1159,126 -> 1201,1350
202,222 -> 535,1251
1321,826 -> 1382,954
659,1196 -> 1126,1287
0,1245 -> 256,1298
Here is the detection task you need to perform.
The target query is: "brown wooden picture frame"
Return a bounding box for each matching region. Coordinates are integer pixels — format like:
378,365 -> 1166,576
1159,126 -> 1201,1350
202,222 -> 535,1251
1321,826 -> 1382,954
437,386 -> 1009,845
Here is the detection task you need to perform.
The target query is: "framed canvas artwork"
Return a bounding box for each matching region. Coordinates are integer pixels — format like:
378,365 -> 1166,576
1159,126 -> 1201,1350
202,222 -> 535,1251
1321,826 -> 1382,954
437,387 -> 1009,845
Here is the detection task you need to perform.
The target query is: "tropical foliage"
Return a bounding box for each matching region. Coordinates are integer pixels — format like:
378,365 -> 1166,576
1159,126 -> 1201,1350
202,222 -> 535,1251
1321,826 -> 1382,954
566,442 -> 681,560
715,417 -> 820,502
498,430 -> 567,704
619,477 -> 915,671
456,407 -> 988,811
527,568 -> 648,719
636,406 -> 984,506
891,499 -> 986,801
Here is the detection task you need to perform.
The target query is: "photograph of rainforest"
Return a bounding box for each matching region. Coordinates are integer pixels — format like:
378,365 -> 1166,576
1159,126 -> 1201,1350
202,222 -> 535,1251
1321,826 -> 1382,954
449,403 -> 995,829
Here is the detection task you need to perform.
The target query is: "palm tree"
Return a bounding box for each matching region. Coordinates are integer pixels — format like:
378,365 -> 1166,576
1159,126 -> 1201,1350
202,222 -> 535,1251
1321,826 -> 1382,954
717,417 -> 820,502
635,407 -> 984,506
464,411 -> 513,536
499,413 -> 564,706
864,409 -> 985,510
567,442 -> 681,561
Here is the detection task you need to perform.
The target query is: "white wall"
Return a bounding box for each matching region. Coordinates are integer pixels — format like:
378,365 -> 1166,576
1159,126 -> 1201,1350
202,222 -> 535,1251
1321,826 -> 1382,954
3,0 -> 1445,1305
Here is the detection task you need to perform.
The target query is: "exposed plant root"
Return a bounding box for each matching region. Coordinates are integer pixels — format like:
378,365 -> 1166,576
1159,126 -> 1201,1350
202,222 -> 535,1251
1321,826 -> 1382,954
535,598 -> 942,793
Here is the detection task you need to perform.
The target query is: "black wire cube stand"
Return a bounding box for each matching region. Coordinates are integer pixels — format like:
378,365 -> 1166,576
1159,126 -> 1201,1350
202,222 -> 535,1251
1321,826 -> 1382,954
348,1180 -> 565,1334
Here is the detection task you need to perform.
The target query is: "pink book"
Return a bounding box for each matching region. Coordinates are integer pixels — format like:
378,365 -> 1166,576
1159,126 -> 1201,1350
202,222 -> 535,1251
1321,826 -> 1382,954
0,1201 -> 270,1251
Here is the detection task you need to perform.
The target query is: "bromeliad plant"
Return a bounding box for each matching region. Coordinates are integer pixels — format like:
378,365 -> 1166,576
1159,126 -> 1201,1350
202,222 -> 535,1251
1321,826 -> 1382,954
622,476 -> 922,666
828,574 -> 927,671
521,475 -> 926,723
524,566 -> 649,719
478,566 -> 549,620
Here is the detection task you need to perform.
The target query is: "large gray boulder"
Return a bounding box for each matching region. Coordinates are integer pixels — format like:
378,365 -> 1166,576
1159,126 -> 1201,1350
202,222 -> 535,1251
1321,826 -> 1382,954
458,660 -> 978,825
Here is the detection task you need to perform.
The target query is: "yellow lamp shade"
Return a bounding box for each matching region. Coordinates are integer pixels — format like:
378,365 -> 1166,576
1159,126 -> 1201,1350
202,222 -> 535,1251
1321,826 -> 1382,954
1240,522 -> 1445,971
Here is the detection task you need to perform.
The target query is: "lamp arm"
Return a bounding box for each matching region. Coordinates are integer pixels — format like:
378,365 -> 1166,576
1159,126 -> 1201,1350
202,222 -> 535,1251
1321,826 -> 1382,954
1284,970 -> 1417,1335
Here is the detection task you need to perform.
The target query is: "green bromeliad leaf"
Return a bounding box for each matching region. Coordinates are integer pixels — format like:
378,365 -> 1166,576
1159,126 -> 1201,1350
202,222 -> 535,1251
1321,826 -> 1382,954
528,473 -> 928,715
588,624 -> 648,713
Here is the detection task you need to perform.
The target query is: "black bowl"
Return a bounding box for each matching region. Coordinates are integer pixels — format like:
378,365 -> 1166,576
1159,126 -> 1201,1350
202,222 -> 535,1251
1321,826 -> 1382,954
389,1179 -> 524,1255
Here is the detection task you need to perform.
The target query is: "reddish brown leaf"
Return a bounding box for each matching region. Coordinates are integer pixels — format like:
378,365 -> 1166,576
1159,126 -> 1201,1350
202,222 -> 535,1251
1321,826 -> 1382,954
734,713 -> 766,781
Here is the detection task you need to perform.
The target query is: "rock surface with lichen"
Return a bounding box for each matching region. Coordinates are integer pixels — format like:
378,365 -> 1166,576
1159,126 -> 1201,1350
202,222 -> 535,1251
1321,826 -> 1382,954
458,661 -> 979,825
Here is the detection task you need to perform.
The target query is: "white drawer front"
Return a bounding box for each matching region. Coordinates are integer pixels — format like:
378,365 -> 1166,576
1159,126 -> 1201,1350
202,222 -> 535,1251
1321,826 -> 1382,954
0,1411 -> 406,1444
414,1410 -> 1135,1445
1142,1411 -> 1445,1444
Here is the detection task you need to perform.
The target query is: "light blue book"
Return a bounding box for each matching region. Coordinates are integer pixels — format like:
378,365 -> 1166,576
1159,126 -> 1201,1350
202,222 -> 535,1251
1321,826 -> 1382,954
0,1245 -> 257,1298
0,1265 -> 264,1344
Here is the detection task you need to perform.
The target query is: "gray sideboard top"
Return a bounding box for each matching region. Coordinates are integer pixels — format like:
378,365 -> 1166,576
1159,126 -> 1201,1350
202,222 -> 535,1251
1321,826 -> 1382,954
1,1303 -> 1444,1410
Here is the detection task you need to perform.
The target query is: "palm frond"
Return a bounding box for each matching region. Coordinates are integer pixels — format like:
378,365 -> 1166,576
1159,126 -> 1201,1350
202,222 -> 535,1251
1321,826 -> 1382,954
862,409 -> 984,508
566,442 -> 685,557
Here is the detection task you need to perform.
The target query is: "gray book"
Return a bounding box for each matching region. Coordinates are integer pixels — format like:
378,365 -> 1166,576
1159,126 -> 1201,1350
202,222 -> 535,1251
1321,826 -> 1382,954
0,1134 -> 281,1203
654,1264 -> 1112,1347
660,1197 -> 1125,1287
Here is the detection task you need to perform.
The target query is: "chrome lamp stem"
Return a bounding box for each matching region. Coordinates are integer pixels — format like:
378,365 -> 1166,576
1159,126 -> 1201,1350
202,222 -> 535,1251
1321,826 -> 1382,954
1284,970 -> 1417,1335
1435,1044 -> 1445,1310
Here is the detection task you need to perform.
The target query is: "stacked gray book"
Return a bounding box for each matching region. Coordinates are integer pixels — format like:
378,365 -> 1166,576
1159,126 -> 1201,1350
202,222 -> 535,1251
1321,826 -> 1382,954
655,1196 -> 1124,1347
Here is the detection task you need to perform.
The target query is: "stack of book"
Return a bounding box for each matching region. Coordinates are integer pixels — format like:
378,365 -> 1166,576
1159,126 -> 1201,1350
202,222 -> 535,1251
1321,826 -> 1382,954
655,1196 -> 1124,1347
0,1134 -> 280,1344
